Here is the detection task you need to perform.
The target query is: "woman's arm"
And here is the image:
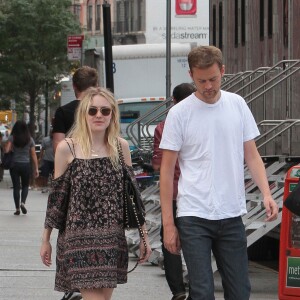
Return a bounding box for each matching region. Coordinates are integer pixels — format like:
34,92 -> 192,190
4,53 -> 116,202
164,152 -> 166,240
54,139 -> 74,178
40,227 -> 53,267
4,140 -> 12,153
30,146 -> 39,178
119,138 -> 132,166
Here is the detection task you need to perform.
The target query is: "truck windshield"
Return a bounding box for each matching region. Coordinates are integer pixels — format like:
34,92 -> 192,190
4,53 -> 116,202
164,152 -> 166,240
118,102 -> 167,124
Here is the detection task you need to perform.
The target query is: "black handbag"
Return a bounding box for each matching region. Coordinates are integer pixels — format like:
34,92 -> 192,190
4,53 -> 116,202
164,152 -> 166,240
117,142 -> 146,229
117,141 -> 148,273
1,151 -> 14,170
284,178 -> 300,216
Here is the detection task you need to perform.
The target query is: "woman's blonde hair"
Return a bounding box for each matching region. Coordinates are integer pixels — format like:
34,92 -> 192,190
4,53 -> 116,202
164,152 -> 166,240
67,87 -> 120,168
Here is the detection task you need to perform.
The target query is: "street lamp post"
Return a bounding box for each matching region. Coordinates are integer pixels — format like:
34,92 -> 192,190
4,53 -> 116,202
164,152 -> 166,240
102,1 -> 114,93
166,0 -> 171,98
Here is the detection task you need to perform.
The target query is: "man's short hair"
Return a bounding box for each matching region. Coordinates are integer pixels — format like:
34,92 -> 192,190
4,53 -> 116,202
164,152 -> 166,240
72,66 -> 99,92
172,83 -> 196,103
188,46 -> 223,71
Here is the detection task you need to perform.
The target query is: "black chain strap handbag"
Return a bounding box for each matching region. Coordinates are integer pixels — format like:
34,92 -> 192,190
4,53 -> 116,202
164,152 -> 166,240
117,140 -> 148,272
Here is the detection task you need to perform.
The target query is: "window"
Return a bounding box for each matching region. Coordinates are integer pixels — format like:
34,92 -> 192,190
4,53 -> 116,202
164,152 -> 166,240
124,1 -> 129,32
116,2 -> 122,33
96,2 -> 101,31
123,0 -> 134,32
137,0 -> 143,31
219,2 -> 223,50
119,102 -> 166,124
212,5 -> 216,46
130,0 -> 134,31
260,0 -> 264,40
73,4 -> 81,22
241,0 -> 245,45
234,0 -> 238,47
87,3 -> 93,31
268,0 -> 273,38
283,0 -> 288,47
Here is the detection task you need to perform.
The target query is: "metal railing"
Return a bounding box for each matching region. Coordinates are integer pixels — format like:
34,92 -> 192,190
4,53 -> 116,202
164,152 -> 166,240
124,59 -> 300,157
126,97 -> 172,152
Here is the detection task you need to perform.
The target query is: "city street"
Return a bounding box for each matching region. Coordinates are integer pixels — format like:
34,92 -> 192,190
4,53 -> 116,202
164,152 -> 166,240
0,171 -> 279,300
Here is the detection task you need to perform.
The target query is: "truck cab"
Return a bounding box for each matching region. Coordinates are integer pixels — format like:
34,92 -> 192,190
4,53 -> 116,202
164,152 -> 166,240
118,97 -> 167,150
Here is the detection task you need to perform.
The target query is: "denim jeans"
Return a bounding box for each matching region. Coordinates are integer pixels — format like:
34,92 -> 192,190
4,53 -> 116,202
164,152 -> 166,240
10,162 -> 31,209
177,216 -> 251,300
161,201 -> 186,297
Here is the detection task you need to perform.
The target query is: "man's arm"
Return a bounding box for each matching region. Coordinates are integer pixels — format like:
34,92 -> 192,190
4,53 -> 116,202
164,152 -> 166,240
160,149 -> 180,254
152,124 -> 163,171
53,133 -> 65,153
52,108 -> 66,153
244,140 -> 278,221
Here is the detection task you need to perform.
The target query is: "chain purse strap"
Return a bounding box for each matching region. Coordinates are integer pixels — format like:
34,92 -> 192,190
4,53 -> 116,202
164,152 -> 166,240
117,140 -> 148,273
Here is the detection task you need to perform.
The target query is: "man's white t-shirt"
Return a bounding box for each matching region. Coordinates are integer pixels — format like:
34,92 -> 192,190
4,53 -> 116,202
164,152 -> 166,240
159,90 -> 260,220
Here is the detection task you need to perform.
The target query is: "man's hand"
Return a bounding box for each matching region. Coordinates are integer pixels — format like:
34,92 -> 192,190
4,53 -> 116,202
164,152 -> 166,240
163,224 -> 181,255
263,195 -> 278,222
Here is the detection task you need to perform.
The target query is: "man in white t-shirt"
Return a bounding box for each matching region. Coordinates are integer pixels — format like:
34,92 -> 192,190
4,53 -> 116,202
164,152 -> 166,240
159,45 -> 278,300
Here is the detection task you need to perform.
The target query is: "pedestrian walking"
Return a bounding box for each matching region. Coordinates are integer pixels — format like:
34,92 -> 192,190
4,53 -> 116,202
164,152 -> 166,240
52,65 -> 99,300
52,66 -> 99,152
40,87 -> 152,300
4,120 -> 39,215
152,83 -> 196,300
39,130 -> 54,193
159,45 -> 278,300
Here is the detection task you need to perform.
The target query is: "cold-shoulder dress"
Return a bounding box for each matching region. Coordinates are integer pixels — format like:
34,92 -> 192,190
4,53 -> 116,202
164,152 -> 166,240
44,156 -> 128,292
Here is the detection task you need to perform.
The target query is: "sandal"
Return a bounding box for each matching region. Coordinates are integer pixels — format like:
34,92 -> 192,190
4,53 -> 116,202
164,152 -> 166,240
14,210 -> 20,215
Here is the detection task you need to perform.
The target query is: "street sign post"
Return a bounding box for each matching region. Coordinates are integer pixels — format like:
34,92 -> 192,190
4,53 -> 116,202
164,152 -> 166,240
67,35 -> 84,62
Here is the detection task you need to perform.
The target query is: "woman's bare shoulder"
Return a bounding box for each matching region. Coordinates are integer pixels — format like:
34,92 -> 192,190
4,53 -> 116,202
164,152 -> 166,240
118,137 -> 129,148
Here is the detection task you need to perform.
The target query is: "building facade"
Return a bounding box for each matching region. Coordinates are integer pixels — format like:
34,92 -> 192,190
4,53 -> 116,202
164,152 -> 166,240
210,0 -> 300,73
70,0 -> 145,47
73,0 -> 299,72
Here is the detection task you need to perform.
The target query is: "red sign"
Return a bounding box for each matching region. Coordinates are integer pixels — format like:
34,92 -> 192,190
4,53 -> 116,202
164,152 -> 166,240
67,35 -> 84,61
67,35 -> 84,48
175,0 -> 197,15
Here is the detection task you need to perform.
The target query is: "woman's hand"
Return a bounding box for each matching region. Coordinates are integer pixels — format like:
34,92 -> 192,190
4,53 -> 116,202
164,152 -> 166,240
40,240 -> 52,267
138,234 -> 152,264
33,169 -> 39,178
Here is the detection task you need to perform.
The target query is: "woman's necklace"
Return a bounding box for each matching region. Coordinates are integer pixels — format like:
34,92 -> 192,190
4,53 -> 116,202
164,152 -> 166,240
91,145 -> 105,157
91,148 -> 101,157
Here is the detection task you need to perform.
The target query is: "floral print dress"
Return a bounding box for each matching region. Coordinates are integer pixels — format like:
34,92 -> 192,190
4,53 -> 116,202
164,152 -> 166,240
44,157 -> 128,292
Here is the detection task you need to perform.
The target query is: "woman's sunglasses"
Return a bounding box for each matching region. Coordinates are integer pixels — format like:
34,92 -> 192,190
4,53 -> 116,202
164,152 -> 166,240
88,106 -> 112,117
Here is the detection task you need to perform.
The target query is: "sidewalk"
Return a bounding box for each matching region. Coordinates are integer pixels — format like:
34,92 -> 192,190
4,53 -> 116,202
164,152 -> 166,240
0,170 -> 279,300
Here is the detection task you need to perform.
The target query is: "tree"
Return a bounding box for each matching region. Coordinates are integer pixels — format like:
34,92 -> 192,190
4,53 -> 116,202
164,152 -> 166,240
0,0 -> 81,136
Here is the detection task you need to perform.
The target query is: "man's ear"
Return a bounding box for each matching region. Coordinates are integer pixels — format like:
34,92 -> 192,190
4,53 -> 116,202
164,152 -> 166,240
220,65 -> 225,76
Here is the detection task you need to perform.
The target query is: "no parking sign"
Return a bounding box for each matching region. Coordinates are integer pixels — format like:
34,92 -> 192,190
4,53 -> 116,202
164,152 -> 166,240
67,35 -> 84,61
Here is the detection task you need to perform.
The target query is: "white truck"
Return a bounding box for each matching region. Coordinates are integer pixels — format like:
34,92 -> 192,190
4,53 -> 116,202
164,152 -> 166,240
86,42 -> 195,99
85,43 -> 196,149
60,78 -> 74,106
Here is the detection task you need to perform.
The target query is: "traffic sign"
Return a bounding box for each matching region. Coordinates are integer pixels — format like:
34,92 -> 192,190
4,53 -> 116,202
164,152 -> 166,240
67,35 -> 84,61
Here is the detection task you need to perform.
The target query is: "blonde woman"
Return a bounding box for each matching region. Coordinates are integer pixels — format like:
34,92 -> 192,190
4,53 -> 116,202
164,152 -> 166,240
40,87 -> 151,300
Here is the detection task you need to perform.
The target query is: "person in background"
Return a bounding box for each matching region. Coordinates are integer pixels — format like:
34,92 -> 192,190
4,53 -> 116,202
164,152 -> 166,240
52,66 -> 98,300
52,66 -> 99,152
159,45 -> 278,299
2,130 -> 9,143
152,83 -> 196,300
39,129 -> 54,193
5,120 -> 39,215
40,87 -> 152,300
